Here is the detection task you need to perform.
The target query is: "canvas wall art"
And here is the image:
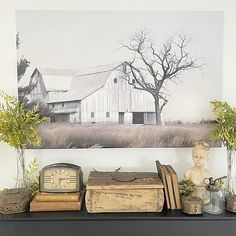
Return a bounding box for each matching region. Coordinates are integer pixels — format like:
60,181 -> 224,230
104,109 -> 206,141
16,11 -> 223,148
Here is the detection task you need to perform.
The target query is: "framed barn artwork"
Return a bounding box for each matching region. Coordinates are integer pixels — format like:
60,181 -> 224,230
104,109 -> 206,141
16,11 -> 223,148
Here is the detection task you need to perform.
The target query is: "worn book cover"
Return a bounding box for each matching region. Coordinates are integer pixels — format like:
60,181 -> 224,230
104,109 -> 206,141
162,166 -> 176,210
166,165 -> 181,209
35,192 -> 80,202
156,160 -> 171,209
30,193 -> 83,212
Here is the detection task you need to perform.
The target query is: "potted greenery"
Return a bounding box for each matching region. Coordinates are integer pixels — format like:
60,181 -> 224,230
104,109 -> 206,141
179,179 -> 204,215
179,179 -> 195,198
211,100 -> 236,212
0,91 -> 47,213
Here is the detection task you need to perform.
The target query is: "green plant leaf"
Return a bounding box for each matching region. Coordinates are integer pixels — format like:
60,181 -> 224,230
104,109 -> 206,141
0,91 -> 49,149
179,179 -> 195,197
210,100 -> 236,150
25,158 -> 39,197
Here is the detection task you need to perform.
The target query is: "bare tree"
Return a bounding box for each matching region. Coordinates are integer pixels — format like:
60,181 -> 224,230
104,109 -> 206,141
121,30 -> 201,125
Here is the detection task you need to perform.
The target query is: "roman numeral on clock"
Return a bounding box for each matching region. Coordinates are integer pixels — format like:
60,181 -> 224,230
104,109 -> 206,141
44,176 -> 52,183
69,176 -> 77,183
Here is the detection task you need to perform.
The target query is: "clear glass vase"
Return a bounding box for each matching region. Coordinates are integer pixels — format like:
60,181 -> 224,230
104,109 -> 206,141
226,149 -> 236,196
15,149 -> 27,189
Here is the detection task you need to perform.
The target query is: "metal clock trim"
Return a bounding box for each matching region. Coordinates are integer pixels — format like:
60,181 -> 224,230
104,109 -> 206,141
40,163 -> 83,193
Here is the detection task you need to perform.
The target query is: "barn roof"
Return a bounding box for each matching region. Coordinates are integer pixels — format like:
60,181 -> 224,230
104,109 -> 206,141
75,62 -> 122,76
47,63 -> 123,103
36,68 -> 78,77
31,68 -> 78,91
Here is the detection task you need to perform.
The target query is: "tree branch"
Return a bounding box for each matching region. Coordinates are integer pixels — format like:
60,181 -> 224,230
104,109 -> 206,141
119,30 -> 202,125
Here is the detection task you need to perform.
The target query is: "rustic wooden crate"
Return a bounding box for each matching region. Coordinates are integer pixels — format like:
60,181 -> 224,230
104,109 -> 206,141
85,171 -> 164,213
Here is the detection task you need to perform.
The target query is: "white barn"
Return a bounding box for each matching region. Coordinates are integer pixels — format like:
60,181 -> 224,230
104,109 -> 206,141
29,63 -> 157,124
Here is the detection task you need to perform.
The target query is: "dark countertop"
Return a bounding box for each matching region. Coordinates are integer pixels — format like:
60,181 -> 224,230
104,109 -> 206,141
1,202 -> 236,222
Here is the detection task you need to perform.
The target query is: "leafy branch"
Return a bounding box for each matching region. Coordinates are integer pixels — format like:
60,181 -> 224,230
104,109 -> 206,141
0,91 -> 49,149
25,158 -> 40,197
1,159 -> 40,197
179,180 -> 195,197
211,100 -> 236,150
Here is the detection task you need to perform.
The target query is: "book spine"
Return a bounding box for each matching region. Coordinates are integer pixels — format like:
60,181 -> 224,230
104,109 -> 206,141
35,195 -> 79,202
30,201 -> 81,212
166,165 -> 181,209
163,165 -> 176,210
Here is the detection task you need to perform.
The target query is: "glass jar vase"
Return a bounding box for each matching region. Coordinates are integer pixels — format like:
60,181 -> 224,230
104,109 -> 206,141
204,177 -> 224,215
15,149 -> 27,189
225,149 -> 236,212
226,149 -> 236,195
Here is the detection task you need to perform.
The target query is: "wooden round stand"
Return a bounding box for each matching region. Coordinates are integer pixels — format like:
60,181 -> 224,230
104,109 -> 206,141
181,196 -> 204,215
0,188 -> 31,214
226,195 -> 236,213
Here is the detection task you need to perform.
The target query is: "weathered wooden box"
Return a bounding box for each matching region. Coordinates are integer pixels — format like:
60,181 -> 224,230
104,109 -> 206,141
85,171 -> 164,213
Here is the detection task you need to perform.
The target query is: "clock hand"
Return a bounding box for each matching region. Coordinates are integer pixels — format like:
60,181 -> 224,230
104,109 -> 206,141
59,178 -> 67,184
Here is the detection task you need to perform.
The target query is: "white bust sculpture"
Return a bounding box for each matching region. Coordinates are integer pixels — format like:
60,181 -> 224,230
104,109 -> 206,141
184,142 -> 213,204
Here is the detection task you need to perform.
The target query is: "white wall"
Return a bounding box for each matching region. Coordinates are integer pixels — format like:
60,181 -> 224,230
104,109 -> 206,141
0,0 -> 235,188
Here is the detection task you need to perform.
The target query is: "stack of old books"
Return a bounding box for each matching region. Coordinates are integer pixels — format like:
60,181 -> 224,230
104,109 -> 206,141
30,192 -> 83,212
156,160 -> 181,210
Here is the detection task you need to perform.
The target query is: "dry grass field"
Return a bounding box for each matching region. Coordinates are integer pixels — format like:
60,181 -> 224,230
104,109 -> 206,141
37,123 -> 219,149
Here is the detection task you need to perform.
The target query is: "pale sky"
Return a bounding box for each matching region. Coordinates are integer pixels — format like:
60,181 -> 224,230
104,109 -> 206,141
16,11 -> 223,122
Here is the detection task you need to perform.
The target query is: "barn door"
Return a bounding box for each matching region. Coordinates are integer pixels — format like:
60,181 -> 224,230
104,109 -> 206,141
55,114 -> 70,123
119,112 -> 124,124
133,112 -> 144,124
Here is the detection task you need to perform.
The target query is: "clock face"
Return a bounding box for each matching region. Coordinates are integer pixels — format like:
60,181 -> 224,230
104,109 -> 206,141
42,168 -> 78,191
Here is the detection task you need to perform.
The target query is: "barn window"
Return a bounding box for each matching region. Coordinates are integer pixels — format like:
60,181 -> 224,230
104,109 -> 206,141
132,79 -> 135,84
52,104 -> 55,108
114,78 -> 117,83
91,112 -> 94,118
62,103 -> 64,107
106,112 -> 110,118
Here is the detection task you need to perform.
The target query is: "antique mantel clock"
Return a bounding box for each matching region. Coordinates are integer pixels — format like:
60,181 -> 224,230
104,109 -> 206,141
40,163 -> 83,193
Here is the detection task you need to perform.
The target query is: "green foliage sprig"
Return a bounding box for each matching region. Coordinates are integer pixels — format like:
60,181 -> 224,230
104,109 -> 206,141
179,180 -> 195,197
1,159 -> 40,196
215,178 -> 225,193
25,158 -> 39,197
211,100 -> 236,150
0,91 -> 48,149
